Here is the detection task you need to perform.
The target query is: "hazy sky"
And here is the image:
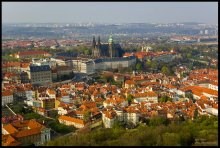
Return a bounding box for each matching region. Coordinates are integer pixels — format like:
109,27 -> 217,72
2,2 -> 218,24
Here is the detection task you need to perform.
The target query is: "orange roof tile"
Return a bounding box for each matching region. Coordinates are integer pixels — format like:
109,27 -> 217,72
18,50 -> 50,56
125,80 -> 135,85
133,91 -> 157,98
12,127 -> 42,138
2,134 -> 21,146
103,110 -> 117,119
2,91 -> 13,96
47,89 -> 56,95
212,104 -> 218,109
58,115 -> 85,125
3,124 -> 18,134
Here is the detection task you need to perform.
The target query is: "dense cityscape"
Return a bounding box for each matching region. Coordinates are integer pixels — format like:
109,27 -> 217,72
2,2 -> 218,146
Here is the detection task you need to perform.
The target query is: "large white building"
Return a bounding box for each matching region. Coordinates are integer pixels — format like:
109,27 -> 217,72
30,65 -> 52,86
58,115 -> 85,128
94,56 -> 136,71
208,82 -> 218,91
2,91 -> 14,106
70,56 -> 136,74
133,91 -> 158,103
102,106 -> 140,128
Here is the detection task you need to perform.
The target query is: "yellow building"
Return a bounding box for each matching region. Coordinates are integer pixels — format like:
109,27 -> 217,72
55,98 -> 61,109
41,98 -> 55,110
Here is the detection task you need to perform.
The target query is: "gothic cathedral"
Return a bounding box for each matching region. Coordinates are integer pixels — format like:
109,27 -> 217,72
92,34 -> 124,58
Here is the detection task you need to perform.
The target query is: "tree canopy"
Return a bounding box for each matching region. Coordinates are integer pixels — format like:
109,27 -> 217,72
45,115 -> 218,146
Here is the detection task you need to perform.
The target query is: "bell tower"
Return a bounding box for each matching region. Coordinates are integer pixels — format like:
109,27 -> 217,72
108,34 -> 113,58
92,36 -> 96,57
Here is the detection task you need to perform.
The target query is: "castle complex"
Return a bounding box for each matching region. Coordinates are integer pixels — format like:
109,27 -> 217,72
92,35 -> 124,58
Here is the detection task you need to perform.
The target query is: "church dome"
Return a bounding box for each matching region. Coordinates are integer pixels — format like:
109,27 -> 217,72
108,34 -> 113,43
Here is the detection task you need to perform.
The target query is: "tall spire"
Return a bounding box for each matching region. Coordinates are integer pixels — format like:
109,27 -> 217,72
108,34 -> 113,44
92,36 -> 96,48
98,36 -> 101,45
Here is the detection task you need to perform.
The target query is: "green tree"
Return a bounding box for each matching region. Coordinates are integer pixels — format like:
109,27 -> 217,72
84,49 -> 91,55
83,110 -> 91,122
49,110 -> 58,118
159,96 -> 172,102
186,53 -> 192,59
151,61 -> 158,69
161,66 -> 170,75
194,108 -> 199,120
127,94 -> 134,104
146,60 -> 152,68
136,63 -> 142,71
149,117 -> 167,126
162,132 -> 181,146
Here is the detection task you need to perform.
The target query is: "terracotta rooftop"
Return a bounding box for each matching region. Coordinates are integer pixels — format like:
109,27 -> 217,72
2,91 -> 13,96
58,115 -> 85,125
2,134 -> 21,146
3,124 -> 18,134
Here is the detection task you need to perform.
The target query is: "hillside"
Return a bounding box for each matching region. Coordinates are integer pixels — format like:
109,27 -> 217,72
45,116 -> 218,146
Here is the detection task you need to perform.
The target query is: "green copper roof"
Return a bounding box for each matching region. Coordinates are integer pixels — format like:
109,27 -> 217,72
108,34 -> 113,43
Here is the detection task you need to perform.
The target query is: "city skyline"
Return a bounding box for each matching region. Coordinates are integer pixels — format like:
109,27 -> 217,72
2,2 -> 218,24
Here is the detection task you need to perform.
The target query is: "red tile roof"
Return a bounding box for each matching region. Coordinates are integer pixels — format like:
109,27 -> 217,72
12,127 -> 42,138
125,80 -> 135,85
2,134 -> 21,146
3,124 -> 18,134
18,50 -> 50,56
58,115 -> 85,125
2,91 -> 13,96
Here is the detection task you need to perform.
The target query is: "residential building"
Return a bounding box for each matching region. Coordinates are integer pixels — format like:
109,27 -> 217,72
13,51 -> 51,59
133,91 -> 158,103
58,115 -> 85,128
30,65 -> 52,86
2,119 -> 50,146
2,91 -> 13,106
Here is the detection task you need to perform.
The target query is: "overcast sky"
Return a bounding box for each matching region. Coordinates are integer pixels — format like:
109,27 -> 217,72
2,2 -> 218,24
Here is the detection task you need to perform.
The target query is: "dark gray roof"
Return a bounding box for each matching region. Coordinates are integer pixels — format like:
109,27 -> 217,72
94,56 -> 136,63
30,65 -> 51,72
56,52 -> 78,57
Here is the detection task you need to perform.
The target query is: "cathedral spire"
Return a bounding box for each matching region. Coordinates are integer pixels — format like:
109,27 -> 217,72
98,36 -> 101,45
92,36 -> 96,48
108,34 -> 113,44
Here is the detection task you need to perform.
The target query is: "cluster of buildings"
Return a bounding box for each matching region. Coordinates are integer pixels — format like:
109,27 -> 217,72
1,34 -> 218,145
3,67 -> 218,129
11,51 -> 52,59
1,64 -> 218,146
170,35 -> 218,44
2,39 -> 90,49
2,40 -> 33,49
3,35 -> 137,85
2,119 -> 50,146
123,50 -> 177,63
92,35 -> 124,58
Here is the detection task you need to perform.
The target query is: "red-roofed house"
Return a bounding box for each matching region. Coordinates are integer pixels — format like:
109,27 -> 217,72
14,51 -> 51,59
2,91 -> 14,106
2,119 -> 50,146
124,80 -> 135,88
133,91 -> 158,103
209,81 -> 218,91
102,109 -> 117,128
58,115 -> 85,128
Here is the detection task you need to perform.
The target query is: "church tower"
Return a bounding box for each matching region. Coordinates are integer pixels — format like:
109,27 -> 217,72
108,34 -> 113,58
92,36 -> 101,57
97,36 -> 101,46
92,36 -> 96,49
97,36 -> 101,56
92,36 -> 96,57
